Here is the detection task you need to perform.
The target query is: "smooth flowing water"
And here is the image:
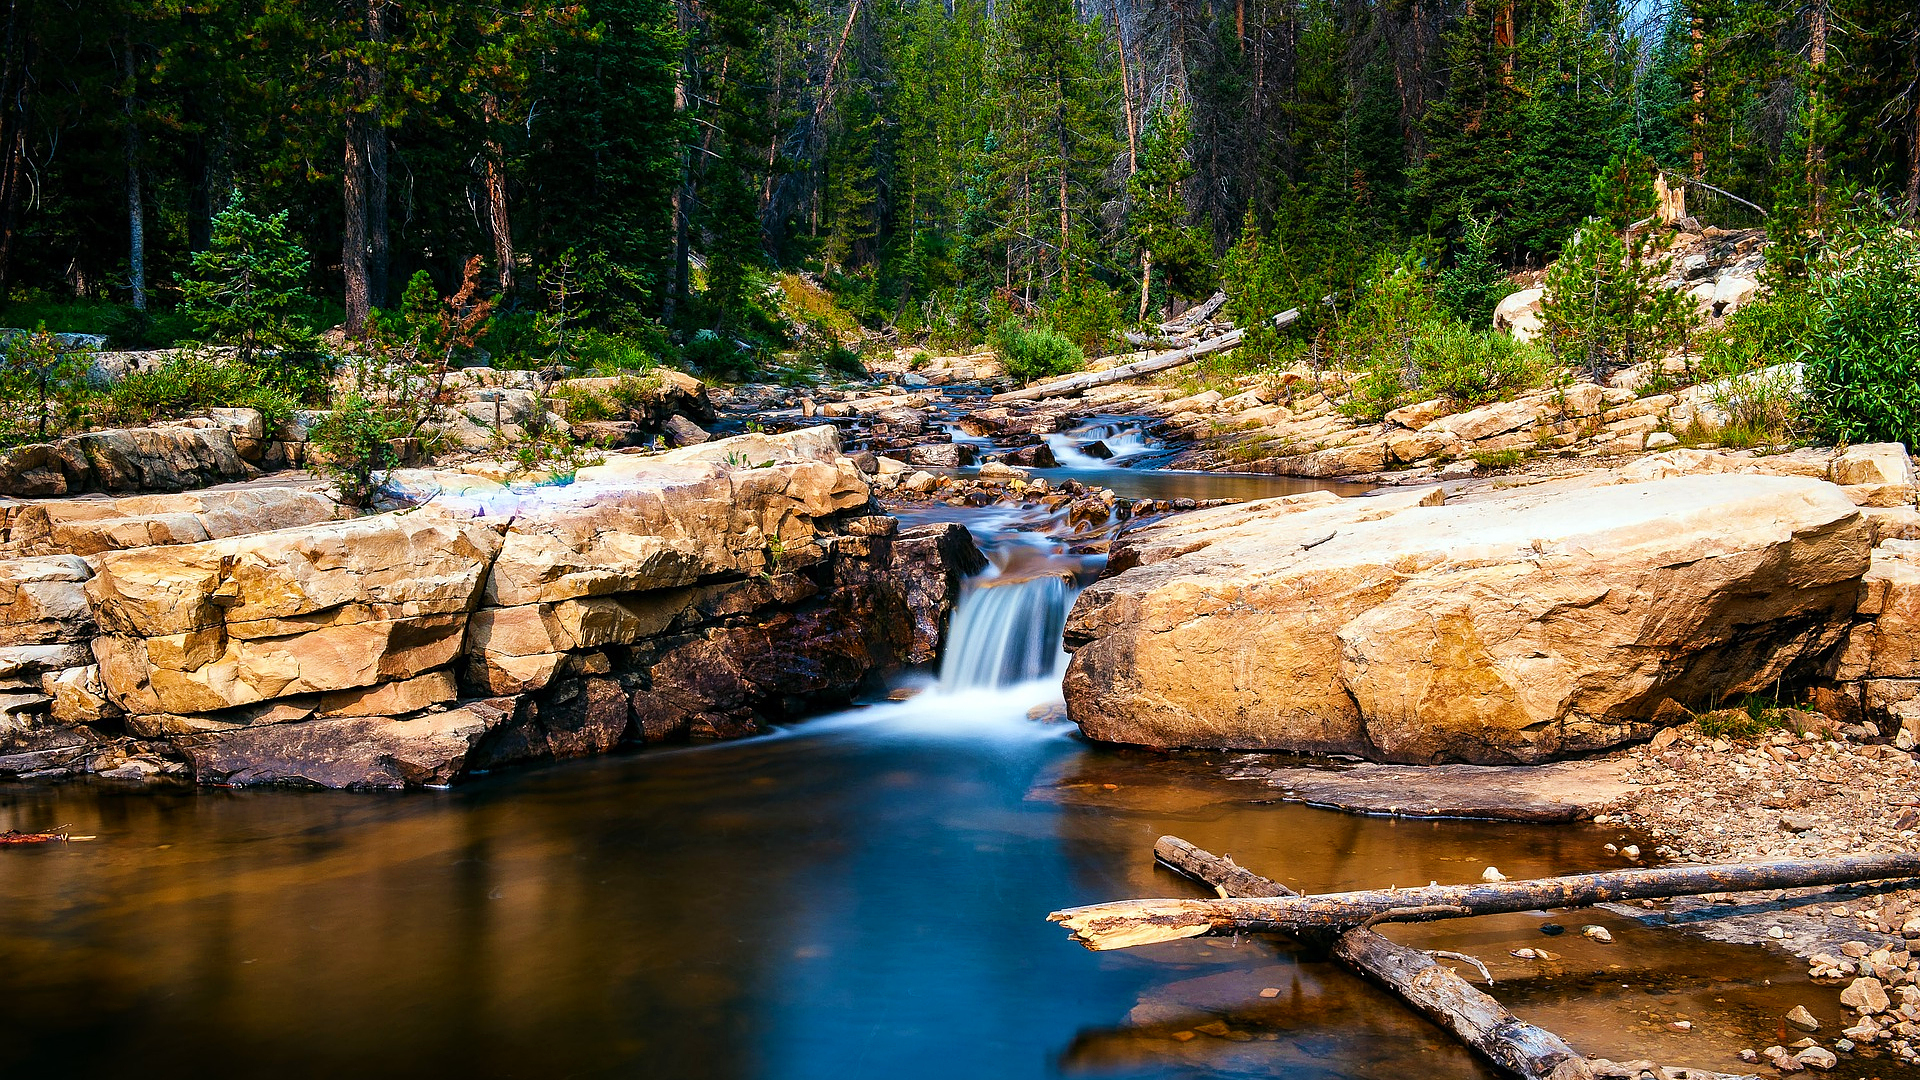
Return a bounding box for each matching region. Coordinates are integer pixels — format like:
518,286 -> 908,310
0,440 -> 1866,1079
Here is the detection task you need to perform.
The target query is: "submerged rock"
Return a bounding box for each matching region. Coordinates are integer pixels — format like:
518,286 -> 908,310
1065,474 -> 1870,763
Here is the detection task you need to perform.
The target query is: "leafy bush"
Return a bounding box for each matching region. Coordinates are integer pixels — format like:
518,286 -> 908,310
992,320 -> 1082,383
100,350 -> 297,432
1801,224 -> 1920,448
683,329 -> 755,380
1417,322 -> 1552,407
307,395 -> 409,507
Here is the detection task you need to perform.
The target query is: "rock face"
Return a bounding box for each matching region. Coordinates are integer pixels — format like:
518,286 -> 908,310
1065,475 -> 1871,764
0,425 -> 985,788
0,424 -> 260,497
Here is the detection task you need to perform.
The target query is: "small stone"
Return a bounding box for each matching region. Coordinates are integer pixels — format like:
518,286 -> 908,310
1763,1044 -> 1805,1071
1258,987 -> 1280,998
1511,948 -> 1538,959
1622,845 -> 1641,858
1481,866 -> 1507,882
1668,1020 -> 1692,1032
1787,1005 -> 1820,1031
1540,924 -> 1566,936
1842,941 -> 1873,958
1841,976 -> 1890,1014
1835,1039 -> 1854,1052
1796,1045 -> 1838,1070
1781,813 -> 1817,832
1769,925 -> 1788,939
1604,843 -> 1619,854
1582,925 -> 1614,943
1738,1048 -> 1759,1063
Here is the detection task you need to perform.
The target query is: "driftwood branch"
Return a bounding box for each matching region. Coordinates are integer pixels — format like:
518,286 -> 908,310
993,309 -> 1300,403
1151,835 -> 1588,1080
1053,851 -> 1920,951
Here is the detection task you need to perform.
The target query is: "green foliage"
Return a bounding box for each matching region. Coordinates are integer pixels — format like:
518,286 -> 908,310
1417,322 -> 1554,408
177,194 -> 318,363
1219,212 -> 1299,368
0,327 -> 91,442
101,351 -> 297,433
307,396 -> 409,508
1046,277 -> 1123,356
1436,215 -> 1507,328
1801,223 -> 1920,448
992,320 -> 1082,384
1540,218 -> 1697,381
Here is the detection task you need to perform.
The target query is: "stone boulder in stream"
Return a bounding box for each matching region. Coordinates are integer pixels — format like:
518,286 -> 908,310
1064,474 -> 1872,764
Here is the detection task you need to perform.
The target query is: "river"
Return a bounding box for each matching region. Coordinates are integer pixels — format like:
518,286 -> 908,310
0,420 -> 1864,1078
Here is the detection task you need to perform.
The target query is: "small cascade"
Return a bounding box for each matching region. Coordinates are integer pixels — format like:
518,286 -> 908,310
1044,419 -> 1159,468
937,574 -> 1073,692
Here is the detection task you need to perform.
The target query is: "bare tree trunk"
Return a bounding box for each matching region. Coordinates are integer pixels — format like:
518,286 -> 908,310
120,37 -> 146,312
1804,0 -> 1827,226
482,92 -> 514,296
1690,13 -> 1705,178
1138,252 -> 1151,321
343,115 -> 370,334
366,0 -> 389,309
665,0 -> 690,322
1112,0 -> 1137,173
1909,46 -> 1920,217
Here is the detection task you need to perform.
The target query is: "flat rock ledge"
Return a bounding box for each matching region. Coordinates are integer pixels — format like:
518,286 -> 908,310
0,425 -> 984,789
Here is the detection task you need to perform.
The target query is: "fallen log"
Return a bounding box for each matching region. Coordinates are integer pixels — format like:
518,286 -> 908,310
1154,836 -> 1587,1080
1159,291 -> 1228,333
0,825 -> 93,844
1053,851 -> 1920,951
992,308 -> 1299,403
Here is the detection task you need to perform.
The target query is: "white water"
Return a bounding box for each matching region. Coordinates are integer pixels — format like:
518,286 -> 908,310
937,573 -> 1074,692
1043,418 -> 1158,468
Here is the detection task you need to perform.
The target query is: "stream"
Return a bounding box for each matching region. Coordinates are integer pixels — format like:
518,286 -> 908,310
0,422 -> 1871,1078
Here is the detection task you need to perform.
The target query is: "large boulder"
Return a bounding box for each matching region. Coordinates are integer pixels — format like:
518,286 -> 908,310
86,511 -> 503,716
1064,475 -> 1870,764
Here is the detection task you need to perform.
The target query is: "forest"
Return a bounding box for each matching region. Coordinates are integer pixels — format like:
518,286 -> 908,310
0,0 -> 1915,377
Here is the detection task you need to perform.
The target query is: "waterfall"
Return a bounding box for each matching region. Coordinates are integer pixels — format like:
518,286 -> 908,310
937,574 -> 1072,692
1044,420 -> 1159,468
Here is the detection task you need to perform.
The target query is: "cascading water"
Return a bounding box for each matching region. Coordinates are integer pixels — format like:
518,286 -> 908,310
1043,417 -> 1160,468
936,573 -> 1073,692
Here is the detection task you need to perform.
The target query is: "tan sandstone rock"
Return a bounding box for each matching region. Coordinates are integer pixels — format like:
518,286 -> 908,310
86,511 -> 503,715
1065,474 -> 1869,763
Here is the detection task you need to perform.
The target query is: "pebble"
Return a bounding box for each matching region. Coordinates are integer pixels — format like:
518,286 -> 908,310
1787,1005 -> 1820,1031
1582,925 -> 1614,944
1796,1045 -> 1838,1070
1481,866 -> 1506,882
1539,923 -> 1565,936
1621,845 -> 1641,859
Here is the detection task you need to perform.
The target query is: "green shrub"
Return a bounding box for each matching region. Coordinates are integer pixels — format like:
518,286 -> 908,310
1801,225 -> 1920,448
100,351 -> 297,432
0,325 -> 91,441
308,395 -> 408,507
1436,214 -> 1506,327
1418,323 -> 1552,408
683,329 -> 756,381
1539,218 -> 1697,381
992,320 -> 1082,384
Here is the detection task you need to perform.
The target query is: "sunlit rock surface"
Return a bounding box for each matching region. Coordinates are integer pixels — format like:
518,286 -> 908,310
0,426 -> 983,788
1065,474 -> 1872,763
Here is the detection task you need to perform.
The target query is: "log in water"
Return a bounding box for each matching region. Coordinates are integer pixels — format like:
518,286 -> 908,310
1054,852 -> 1920,950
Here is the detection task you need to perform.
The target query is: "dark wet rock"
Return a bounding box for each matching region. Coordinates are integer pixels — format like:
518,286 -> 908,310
177,698 -> 518,789
892,522 -> 988,664
996,442 -> 1059,469
1081,440 -> 1115,459
664,414 -> 710,446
